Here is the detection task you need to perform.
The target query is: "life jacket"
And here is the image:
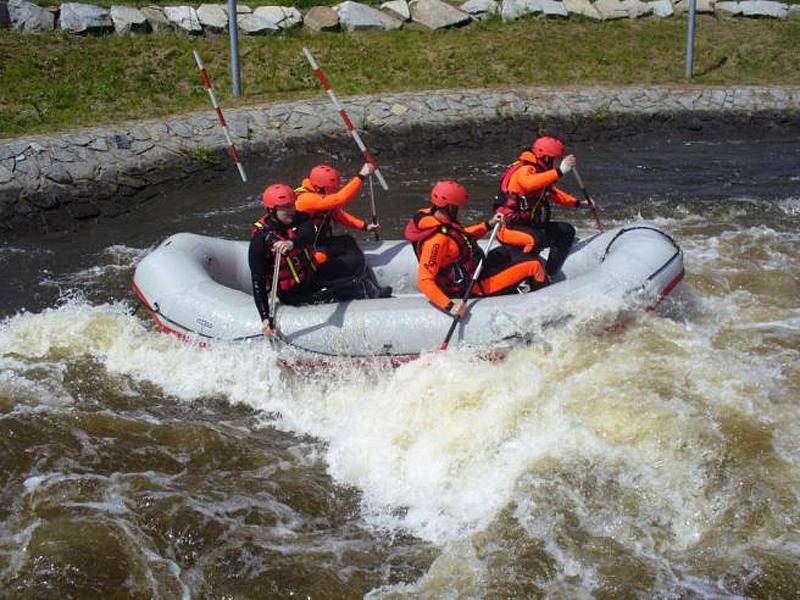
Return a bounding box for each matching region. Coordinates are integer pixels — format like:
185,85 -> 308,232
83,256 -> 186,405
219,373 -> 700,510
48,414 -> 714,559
495,154 -> 552,225
251,215 -> 317,293
404,208 -> 484,296
294,184 -> 335,245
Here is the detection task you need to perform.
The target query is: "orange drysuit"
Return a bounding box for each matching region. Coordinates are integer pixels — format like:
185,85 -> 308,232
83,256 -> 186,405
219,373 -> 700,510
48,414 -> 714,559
295,175 -> 368,237
413,209 -> 545,311
497,150 -> 579,249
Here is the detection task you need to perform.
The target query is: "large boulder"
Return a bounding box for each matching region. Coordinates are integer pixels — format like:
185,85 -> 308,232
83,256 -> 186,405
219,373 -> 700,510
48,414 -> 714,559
594,0 -> 628,18
163,5 -> 202,33
460,0 -> 498,18
59,2 -> 113,33
540,0 -> 568,15
110,5 -> 149,34
674,0 -> 715,13
648,0 -> 674,16
334,1 -> 402,31
409,0 -> 471,28
237,11 -> 279,33
252,5 -> 302,28
563,0 -> 601,18
303,5 -> 339,30
0,2 -> 10,28
739,0 -> 788,17
141,5 -> 172,31
8,0 -> 55,31
197,3 -> 227,31
381,0 -> 410,20
623,0 -> 652,16
500,0 -> 542,20
714,1 -> 741,14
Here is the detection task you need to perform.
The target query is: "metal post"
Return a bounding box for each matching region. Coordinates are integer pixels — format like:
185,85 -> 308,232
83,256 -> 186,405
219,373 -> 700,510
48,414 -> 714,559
685,0 -> 696,79
228,0 -> 242,96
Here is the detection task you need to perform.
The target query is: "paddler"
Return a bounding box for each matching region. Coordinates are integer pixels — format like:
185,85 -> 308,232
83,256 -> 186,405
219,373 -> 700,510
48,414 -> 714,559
249,183 -> 321,336
405,180 -> 547,318
495,136 -> 592,280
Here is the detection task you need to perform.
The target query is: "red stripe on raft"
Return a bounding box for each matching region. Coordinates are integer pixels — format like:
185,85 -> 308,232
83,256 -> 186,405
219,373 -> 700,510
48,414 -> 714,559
647,267 -> 685,311
132,282 -> 207,347
314,69 -> 330,90
340,111 -> 354,131
200,70 -> 212,90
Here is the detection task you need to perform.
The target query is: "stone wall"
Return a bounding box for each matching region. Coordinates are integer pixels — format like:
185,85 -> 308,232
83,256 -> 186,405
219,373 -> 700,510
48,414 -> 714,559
1,85 -> 799,233
2,0 -> 798,36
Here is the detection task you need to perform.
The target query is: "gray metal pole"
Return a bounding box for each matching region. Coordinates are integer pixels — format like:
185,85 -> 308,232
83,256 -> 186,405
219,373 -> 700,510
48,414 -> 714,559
228,0 -> 242,96
685,0 -> 696,79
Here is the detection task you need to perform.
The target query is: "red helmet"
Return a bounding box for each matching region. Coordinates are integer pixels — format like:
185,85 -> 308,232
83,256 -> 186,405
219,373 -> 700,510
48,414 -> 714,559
430,180 -> 468,208
262,184 -> 296,209
532,136 -> 565,159
309,164 -> 341,193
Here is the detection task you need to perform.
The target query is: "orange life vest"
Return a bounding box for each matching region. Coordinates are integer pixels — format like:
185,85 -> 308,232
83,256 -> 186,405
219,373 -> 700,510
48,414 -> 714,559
404,208 -> 484,296
496,160 -> 552,225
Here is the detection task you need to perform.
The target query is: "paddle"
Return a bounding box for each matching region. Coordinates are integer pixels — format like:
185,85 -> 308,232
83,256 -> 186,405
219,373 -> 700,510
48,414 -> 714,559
267,252 -> 281,333
440,221 -> 502,351
572,167 -> 604,231
367,175 -> 380,241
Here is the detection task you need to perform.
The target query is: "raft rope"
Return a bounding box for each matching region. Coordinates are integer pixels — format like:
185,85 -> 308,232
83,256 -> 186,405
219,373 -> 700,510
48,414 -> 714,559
192,49 -> 248,183
600,226 -> 682,282
301,47 -> 389,192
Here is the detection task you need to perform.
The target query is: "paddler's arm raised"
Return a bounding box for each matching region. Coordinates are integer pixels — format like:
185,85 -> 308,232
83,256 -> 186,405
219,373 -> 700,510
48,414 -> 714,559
514,165 -> 560,195
417,233 -> 455,311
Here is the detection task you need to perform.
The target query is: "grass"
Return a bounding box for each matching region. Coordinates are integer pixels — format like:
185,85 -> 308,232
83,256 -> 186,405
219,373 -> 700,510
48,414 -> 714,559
1,16 -> 799,139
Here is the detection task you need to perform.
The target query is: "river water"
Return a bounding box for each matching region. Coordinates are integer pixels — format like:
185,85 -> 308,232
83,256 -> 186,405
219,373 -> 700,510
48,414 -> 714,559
1,122 -> 799,598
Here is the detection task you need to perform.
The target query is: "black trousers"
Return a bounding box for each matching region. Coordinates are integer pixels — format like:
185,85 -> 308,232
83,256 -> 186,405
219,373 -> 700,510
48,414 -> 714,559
506,221 -> 575,277
316,234 -> 366,279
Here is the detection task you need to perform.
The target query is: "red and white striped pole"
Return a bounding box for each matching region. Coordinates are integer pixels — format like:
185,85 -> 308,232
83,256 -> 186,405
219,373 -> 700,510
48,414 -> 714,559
301,47 -> 388,191
192,49 -> 248,183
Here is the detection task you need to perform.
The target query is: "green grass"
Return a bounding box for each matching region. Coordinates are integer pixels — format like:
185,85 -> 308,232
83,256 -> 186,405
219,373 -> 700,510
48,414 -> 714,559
1,16 -> 799,139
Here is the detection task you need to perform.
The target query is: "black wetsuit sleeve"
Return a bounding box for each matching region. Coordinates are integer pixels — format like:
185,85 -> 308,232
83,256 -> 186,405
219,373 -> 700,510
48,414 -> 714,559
248,232 -> 274,322
293,212 -> 317,248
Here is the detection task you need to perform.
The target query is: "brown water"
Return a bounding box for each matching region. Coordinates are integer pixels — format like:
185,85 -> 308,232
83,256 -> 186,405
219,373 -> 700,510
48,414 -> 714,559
1,124 -> 799,598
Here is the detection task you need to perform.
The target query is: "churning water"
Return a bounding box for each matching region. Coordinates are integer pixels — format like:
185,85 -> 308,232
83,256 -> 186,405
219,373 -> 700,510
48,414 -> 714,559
0,124 -> 799,598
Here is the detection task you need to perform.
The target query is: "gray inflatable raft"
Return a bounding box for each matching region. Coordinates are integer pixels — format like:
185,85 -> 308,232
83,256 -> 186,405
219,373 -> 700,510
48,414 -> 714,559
133,224 -> 684,359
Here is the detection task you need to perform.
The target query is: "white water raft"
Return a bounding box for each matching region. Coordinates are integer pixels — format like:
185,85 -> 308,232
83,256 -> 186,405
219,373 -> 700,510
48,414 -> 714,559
133,224 -> 684,359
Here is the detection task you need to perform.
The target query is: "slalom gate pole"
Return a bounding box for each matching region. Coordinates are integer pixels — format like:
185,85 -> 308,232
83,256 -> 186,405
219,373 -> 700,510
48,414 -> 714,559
572,167 -> 603,231
440,221 -> 502,351
192,49 -> 248,183
301,47 -> 389,192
